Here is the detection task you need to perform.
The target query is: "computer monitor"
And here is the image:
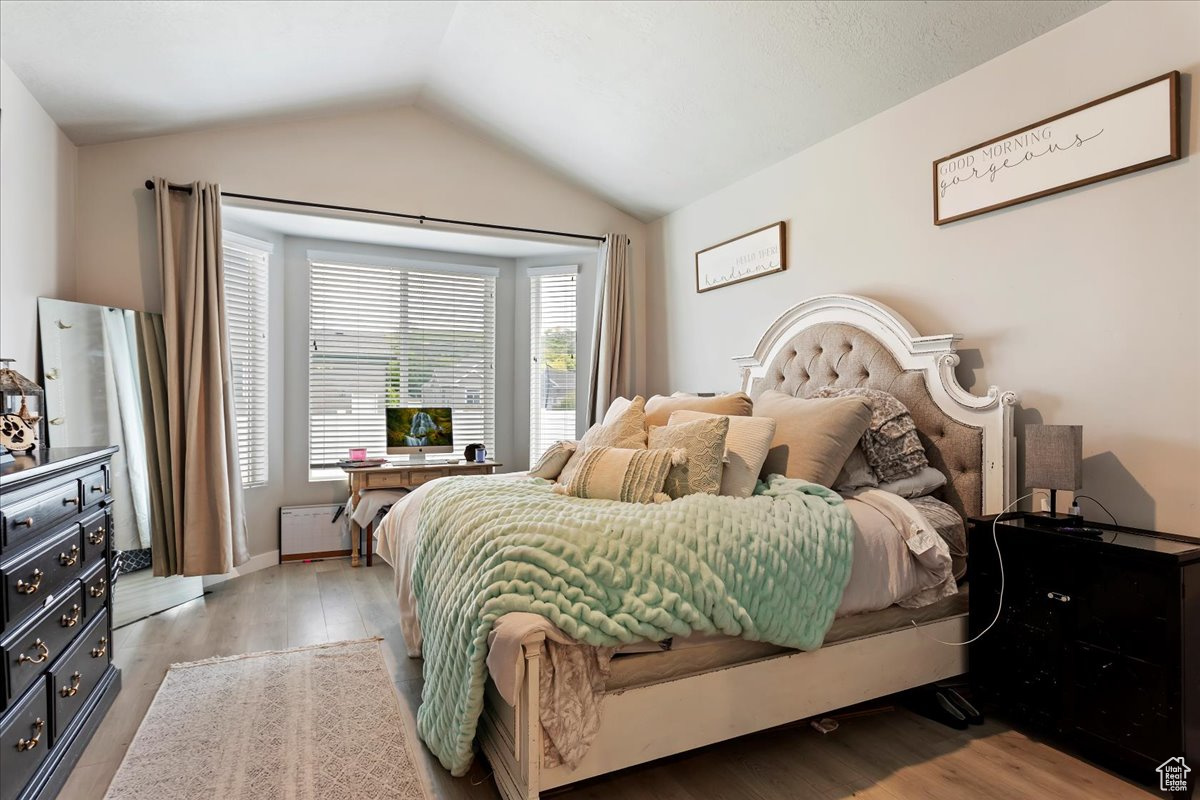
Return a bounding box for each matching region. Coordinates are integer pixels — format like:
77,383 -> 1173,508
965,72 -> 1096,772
386,406 -> 454,461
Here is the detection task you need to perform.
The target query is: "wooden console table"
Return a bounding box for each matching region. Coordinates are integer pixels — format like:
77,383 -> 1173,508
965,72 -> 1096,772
341,461 -> 500,567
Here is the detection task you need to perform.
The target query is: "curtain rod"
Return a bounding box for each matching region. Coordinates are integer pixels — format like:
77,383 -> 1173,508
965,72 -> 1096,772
143,179 -> 609,244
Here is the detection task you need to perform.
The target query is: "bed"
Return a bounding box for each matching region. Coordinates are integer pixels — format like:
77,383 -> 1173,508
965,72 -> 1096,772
382,293 -> 1017,800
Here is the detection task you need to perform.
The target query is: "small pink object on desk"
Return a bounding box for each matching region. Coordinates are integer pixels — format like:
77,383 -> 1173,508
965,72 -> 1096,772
349,447 -> 368,461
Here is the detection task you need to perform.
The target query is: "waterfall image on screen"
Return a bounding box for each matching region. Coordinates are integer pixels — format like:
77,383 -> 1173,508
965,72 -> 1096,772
386,406 -> 454,455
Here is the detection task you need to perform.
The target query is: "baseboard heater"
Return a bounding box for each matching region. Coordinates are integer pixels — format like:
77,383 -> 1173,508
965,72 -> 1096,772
279,503 -> 351,562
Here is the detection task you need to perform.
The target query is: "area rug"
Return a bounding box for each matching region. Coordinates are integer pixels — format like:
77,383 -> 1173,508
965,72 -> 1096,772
105,638 -> 430,800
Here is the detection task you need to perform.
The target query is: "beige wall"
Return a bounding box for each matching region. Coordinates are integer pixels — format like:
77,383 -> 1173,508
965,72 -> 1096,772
0,60 -> 77,372
645,1 -> 1200,536
75,106 -> 645,557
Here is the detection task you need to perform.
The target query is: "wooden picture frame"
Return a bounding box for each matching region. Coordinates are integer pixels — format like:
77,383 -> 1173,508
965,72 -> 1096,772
695,221 -> 786,293
933,71 -> 1181,225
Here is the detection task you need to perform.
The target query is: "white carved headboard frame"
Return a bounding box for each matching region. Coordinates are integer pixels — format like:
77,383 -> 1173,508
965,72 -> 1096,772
735,294 -> 1018,517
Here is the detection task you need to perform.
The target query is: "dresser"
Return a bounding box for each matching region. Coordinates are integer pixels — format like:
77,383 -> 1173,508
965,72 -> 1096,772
968,515 -> 1199,796
0,447 -> 121,800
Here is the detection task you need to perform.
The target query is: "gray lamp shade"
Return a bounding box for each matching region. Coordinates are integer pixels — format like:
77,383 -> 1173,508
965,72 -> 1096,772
1024,424 -> 1083,491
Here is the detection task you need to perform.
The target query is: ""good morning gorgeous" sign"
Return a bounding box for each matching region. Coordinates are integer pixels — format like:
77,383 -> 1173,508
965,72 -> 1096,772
933,72 -> 1179,225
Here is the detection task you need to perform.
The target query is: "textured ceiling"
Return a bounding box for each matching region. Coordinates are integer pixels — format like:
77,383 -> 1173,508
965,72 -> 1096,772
0,0 -> 1103,220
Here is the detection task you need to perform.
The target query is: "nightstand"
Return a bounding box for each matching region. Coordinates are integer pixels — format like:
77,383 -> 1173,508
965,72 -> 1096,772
967,515 -> 1199,796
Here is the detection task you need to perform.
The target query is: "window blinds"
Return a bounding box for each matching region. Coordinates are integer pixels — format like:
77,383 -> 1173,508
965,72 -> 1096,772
222,232 -> 271,489
529,266 -> 579,462
308,256 -> 497,477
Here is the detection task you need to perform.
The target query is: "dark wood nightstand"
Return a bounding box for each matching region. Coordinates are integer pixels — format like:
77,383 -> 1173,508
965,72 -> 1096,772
967,514 -> 1199,797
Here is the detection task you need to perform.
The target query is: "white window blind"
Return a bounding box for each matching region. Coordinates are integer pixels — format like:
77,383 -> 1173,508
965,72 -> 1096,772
222,232 -> 271,489
308,256 -> 497,478
529,266 -> 578,463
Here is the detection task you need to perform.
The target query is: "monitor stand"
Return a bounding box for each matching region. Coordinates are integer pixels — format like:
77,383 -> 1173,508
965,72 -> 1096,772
405,453 -> 427,464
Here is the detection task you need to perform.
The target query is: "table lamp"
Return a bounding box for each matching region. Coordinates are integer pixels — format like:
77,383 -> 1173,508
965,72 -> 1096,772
1024,424 -> 1083,528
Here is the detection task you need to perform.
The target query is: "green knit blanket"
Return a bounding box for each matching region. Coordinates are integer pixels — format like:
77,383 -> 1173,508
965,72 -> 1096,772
412,475 -> 855,775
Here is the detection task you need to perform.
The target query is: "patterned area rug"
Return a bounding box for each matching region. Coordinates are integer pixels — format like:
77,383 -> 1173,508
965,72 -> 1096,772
105,639 -> 430,800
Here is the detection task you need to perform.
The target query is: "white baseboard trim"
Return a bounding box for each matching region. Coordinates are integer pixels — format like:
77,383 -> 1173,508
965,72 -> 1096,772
202,549 -> 280,587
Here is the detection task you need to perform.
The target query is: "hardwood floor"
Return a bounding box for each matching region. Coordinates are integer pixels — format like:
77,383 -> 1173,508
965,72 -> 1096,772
58,560 -> 1157,800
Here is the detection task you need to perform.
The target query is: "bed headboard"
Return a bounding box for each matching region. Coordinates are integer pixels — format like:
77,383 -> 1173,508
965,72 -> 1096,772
735,295 -> 1017,519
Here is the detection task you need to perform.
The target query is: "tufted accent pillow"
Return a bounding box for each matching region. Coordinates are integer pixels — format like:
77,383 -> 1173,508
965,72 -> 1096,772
669,410 -> 776,498
644,392 -> 753,428
554,446 -> 681,504
753,390 -> 873,487
558,396 -> 648,485
649,415 -> 729,498
529,440 -> 577,480
814,386 -> 928,482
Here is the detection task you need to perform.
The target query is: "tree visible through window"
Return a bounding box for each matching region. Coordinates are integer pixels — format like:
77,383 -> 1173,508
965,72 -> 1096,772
529,267 -> 578,462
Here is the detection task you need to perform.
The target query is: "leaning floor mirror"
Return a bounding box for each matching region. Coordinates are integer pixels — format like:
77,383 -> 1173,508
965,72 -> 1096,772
39,298 -> 203,626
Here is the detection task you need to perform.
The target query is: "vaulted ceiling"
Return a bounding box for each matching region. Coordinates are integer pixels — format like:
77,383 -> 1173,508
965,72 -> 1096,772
1,0 -> 1102,220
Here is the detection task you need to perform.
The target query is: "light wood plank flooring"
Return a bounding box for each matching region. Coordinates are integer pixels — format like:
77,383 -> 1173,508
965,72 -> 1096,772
58,560 -> 1156,800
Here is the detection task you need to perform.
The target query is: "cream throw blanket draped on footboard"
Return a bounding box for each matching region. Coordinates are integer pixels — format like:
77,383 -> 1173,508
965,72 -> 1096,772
412,475 -> 856,776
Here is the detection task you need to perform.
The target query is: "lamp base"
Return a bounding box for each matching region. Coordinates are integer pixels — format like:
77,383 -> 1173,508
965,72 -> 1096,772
1022,511 -> 1083,530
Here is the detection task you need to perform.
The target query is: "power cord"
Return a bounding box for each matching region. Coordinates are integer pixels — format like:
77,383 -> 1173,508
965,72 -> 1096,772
1072,493 -> 1120,542
909,491 -> 1035,646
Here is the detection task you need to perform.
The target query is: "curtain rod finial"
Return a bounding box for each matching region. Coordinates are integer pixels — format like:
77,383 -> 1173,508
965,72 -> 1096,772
144,179 -> 155,190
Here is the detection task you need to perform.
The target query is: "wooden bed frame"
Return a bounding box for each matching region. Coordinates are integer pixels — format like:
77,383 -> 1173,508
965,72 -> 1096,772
477,294 -> 1018,800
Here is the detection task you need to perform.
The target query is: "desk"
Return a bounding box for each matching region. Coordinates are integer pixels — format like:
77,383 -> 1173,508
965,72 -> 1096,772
341,460 -> 500,567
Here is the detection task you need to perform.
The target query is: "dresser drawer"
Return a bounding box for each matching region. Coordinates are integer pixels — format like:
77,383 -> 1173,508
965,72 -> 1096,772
79,559 -> 108,620
80,467 -> 108,509
49,609 -> 109,745
2,586 -> 85,709
2,525 -> 84,628
1,479 -> 81,551
0,682 -> 49,800
81,509 -> 109,566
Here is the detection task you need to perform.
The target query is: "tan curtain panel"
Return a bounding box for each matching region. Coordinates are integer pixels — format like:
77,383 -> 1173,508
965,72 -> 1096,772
153,178 -> 249,576
588,233 -> 634,425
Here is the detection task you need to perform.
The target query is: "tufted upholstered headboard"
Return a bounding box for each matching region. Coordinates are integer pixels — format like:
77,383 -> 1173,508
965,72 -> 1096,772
735,295 -> 1018,520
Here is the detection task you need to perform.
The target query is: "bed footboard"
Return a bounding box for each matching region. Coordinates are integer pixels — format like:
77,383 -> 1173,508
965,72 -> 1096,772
478,635 -> 544,800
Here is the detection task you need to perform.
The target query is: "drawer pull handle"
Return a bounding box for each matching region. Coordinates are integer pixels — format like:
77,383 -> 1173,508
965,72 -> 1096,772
63,496 -> 79,506
16,517 -> 34,528
59,544 -> 80,566
17,639 -> 49,665
60,671 -> 82,698
60,604 -> 81,628
1046,591 -> 1071,603
89,527 -> 106,545
90,578 -> 108,599
16,719 -> 44,752
91,637 -> 108,659
16,569 -> 43,595
90,485 -> 104,494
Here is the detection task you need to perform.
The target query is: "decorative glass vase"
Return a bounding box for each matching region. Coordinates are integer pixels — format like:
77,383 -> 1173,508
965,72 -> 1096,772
0,358 -> 45,454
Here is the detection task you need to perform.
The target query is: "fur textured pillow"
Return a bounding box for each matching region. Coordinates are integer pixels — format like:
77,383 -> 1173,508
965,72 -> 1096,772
668,410 -> 776,498
645,392 -> 753,428
554,446 -> 682,504
814,387 -> 929,483
557,395 -> 648,485
529,441 -> 577,480
648,415 -> 729,497
754,390 -> 873,488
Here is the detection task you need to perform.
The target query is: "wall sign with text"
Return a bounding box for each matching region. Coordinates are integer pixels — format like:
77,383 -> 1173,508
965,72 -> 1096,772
695,222 -> 786,293
933,71 -> 1180,225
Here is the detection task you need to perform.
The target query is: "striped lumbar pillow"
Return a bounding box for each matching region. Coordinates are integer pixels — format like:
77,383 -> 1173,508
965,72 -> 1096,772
554,446 -> 683,504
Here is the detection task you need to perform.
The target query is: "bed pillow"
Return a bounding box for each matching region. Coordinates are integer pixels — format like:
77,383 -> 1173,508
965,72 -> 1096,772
558,395 -> 648,485
877,466 -> 947,499
529,441 -> 577,480
554,446 -> 680,504
668,410 -> 776,498
602,396 -> 632,425
648,415 -> 729,498
644,392 -> 753,428
814,387 -> 928,482
834,446 -> 879,493
753,390 -> 873,488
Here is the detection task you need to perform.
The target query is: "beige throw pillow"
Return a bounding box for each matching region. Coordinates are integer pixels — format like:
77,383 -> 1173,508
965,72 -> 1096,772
558,395 -> 649,485
645,392 -> 753,428
554,446 -> 680,504
754,390 -> 873,487
668,410 -> 776,498
529,440 -> 577,480
648,415 -> 729,497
